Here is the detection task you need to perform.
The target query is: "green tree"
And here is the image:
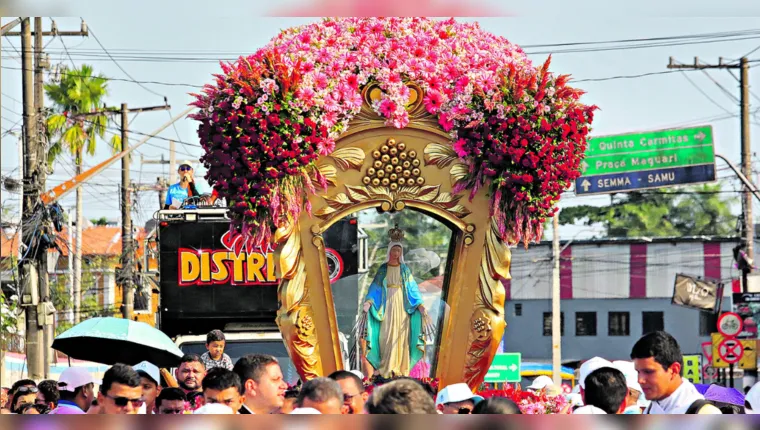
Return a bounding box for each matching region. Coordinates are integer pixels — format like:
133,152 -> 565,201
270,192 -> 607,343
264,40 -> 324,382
90,217 -> 108,226
45,64 -> 119,322
560,184 -> 737,237
50,256 -> 116,335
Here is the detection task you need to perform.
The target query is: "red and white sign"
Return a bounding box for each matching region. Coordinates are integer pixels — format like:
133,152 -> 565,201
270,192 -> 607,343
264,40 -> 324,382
718,338 -> 744,364
703,365 -> 717,380
325,248 -> 344,284
701,341 -> 713,364
717,312 -> 743,337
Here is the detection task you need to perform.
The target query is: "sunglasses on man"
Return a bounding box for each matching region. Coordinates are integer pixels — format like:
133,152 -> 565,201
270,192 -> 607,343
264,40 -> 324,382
179,165 -> 192,172
16,386 -> 39,394
105,394 -> 144,408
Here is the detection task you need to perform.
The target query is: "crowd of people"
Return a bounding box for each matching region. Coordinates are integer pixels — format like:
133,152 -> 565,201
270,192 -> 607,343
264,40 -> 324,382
1,329 -> 759,415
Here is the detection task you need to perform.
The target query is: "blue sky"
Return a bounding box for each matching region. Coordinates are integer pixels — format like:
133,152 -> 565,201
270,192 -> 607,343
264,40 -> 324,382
3,1 -> 760,238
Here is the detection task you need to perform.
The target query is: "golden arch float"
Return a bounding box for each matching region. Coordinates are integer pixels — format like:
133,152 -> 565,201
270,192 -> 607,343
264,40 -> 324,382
191,18 -> 595,389
274,85 -> 510,386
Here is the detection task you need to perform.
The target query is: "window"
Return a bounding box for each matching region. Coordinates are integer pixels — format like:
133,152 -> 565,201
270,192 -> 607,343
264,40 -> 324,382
543,312 -> 564,336
642,311 -> 664,334
608,312 -> 630,336
699,311 -> 718,336
576,312 -> 597,336
514,303 -> 522,317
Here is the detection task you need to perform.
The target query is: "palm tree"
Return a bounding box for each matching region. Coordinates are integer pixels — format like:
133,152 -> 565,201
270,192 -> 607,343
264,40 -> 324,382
45,64 -> 120,323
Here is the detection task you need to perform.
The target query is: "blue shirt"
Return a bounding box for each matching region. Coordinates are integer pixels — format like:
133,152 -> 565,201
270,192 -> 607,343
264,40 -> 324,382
165,182 -> 207,208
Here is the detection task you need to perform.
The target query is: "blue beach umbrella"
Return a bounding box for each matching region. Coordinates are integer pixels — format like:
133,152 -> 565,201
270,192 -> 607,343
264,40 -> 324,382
52,317 -> 183,368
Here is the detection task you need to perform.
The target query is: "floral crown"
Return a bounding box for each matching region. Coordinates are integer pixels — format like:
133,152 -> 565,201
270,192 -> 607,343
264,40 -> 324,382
388,223 -> 405,242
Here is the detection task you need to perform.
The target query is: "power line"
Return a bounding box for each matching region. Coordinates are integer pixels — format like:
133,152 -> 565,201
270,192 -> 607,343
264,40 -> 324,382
678,71 -> 735,115
87,24 -> 166,99
0,65 -> 203,89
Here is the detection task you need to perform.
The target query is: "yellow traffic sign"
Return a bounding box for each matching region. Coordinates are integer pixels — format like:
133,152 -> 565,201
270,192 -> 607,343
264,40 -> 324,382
711,333 -> 757,369
683,355 -> 702,383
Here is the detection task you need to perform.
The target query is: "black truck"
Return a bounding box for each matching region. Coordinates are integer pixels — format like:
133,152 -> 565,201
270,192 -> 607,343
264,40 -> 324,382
154,208 -> 365,384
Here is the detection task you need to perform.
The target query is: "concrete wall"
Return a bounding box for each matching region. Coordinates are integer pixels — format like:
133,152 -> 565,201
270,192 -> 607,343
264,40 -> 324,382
503,298 -> 731,362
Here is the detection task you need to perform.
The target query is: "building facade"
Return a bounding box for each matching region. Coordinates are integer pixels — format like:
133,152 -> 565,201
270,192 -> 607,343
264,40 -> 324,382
502,237 -> 740,364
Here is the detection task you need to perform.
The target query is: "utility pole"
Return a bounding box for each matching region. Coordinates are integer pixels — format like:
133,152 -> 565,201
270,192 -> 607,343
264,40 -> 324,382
140,139 -> 176,188
667,57 -> 752,292
20,17 -> 44,381
551,212 -> 562,387
115,104 -> 171,320
34,16 -> 54,377
131,180 -> 169,209
67,208 -> 74,324
120,104 -> 133,321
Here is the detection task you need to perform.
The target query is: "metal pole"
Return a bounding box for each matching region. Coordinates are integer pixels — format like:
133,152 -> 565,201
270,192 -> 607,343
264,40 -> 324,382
740,57 -> 753,293
34,16 -> 52,378
68,210 -> 74,323
551,212 -> 562,386
121,104 -> 134,321
169,140 -> 176,184
157,177 -> 166,208
21,17 -> 43,381
730,363 -> 734,388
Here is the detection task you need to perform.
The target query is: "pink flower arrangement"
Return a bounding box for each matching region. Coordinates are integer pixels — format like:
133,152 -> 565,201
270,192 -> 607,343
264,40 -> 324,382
478,386 -> 569,414
191,17 -> 596,249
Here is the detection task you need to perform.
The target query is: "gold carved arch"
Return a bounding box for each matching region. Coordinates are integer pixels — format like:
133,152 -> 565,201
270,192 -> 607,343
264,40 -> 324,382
274,83 -> 511,389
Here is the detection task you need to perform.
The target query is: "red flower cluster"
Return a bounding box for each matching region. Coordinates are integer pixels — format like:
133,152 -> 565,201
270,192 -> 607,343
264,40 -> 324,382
451,58 -> 596,247
477,385 -> 569,414
191,58 -> 332,246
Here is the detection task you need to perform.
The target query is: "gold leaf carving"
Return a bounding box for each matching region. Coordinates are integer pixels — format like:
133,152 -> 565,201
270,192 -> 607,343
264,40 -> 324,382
462,218 -> 509,387
433,192 -> 462,209
415,185 -> 441,202
448,205 -> 472,218
424,143 -> 458,168
314,205 -> 338,217
324,193 -> 352,209
330,147 -> 366,171
450,163 -> 469,186
313,164 -> 338,187
275,217 -> 323,380
317,182 -> 471,222
345,185 -> 372,203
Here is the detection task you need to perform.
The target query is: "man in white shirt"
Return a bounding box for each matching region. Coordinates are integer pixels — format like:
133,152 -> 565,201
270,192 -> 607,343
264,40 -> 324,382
630,331 -> 721,414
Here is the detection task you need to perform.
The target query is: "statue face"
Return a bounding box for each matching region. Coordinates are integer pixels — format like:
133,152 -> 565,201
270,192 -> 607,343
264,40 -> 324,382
389,246 -> 402,263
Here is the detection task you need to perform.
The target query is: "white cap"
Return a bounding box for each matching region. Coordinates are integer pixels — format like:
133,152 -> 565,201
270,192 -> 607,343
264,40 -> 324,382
179,160 -> 194,169
573,405 -> 607,414
611,361 -> 643,394
58,367 -> 101,392
579,357 -> 613,389
435,383 -> 484,407
349,370 -> 364,380
290,407 -> 322,414
193,403 -> 234,414
527,375 -> 554,391
746,382 -> 760,414
133,361 -> 160,385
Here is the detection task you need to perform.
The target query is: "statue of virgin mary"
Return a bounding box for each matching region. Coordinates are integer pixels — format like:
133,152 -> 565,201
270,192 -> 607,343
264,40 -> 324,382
361,225 -> 427,378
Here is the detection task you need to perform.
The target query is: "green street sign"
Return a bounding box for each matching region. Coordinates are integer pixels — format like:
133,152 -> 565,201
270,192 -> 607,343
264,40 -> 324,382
576,125 -> 716,195
484,353 -> 521,383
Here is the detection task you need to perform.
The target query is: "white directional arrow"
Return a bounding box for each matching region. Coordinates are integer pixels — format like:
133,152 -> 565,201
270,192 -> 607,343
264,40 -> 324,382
581,179 -> 591,192
508,364 -> 518,372
581,161 -> 589,172
694,131 -> 706,141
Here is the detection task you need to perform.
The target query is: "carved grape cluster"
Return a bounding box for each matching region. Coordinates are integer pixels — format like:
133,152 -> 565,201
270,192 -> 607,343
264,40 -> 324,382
298,314 -> 315,337
363,138 -> 424,190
